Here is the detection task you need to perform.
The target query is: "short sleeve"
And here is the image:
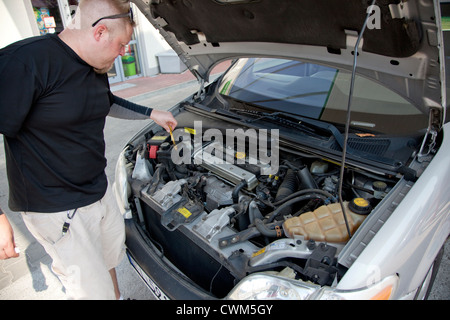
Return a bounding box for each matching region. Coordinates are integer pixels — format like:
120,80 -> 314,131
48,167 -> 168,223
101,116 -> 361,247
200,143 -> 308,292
0,53 -> 41,137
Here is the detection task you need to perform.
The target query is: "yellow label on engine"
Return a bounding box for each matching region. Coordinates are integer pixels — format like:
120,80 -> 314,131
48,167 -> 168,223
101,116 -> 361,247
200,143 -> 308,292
177,207 -> 192,218
150,136 -> 168,140
251,247 -> 266,257
235,152 -> 246,159
184,127 -> 196,135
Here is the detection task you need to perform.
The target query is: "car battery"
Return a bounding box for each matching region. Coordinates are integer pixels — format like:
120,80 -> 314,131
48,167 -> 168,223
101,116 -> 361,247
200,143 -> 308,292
147,131 -> 170,159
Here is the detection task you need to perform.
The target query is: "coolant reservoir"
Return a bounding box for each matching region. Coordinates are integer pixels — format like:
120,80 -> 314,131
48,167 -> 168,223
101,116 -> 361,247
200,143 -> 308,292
283,199 -> 371,243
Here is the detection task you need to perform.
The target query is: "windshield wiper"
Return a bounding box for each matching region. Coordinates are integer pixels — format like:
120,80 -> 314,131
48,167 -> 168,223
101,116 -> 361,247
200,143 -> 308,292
187,103 -> 400,169
234,109 -> 400,167
231,108 -> 348,149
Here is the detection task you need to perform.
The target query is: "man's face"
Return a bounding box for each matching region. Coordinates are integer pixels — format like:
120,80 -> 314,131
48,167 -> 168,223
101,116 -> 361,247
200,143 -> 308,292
94,24 -> 133,74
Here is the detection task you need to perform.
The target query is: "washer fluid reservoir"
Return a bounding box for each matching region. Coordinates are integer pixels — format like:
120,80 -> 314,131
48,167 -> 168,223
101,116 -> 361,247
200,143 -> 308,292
283,199 -> 371,243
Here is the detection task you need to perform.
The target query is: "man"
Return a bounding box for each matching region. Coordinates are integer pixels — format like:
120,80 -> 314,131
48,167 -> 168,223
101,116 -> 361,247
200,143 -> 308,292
0,0 -> 177,299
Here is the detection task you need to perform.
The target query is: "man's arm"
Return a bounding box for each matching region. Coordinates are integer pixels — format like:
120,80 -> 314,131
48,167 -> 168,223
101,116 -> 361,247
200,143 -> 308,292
0,207 -> 19,260
108,95 -> 152,120
109,94 -> 178,132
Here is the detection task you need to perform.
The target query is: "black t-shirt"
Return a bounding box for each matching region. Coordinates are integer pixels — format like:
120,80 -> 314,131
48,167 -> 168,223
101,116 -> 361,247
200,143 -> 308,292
0,34 -> 113,213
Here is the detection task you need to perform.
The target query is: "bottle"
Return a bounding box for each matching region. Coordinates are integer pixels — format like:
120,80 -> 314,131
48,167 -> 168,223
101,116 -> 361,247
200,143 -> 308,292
282,198 -> 371,243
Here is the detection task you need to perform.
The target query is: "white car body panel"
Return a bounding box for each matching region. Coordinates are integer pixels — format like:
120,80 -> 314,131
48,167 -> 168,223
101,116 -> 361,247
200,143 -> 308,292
338,122 -> 450,297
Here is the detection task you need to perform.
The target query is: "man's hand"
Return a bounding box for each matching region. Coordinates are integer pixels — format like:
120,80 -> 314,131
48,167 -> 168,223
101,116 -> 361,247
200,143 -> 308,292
150,110 -> 178,133
0,212 -> 19,260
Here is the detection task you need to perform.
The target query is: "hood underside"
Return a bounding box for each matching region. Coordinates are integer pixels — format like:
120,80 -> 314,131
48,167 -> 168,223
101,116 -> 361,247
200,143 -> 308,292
132,0 -> 446,116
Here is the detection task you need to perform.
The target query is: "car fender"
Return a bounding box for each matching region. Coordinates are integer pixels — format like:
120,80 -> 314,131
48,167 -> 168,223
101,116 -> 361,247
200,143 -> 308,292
337,122 -> 450,298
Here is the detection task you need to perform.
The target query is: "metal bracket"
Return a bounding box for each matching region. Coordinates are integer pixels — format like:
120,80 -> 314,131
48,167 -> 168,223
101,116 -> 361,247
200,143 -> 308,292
194,78 -> 206,102
193,207 -> 235,242
418,108 -> 441,161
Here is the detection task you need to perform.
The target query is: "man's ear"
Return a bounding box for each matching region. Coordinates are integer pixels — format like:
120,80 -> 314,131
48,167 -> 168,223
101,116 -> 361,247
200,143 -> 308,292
93,25 -> 108,42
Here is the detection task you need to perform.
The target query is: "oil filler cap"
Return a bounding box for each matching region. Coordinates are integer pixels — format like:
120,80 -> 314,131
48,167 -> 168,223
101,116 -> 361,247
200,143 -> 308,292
349,197 -> 372,215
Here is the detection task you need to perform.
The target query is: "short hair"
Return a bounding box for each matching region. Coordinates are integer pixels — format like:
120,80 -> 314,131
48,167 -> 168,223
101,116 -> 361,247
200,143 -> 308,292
76,0 -> 135,30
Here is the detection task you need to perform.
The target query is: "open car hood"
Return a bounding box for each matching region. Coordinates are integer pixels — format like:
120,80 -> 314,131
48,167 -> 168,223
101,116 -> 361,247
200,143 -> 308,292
132,0 -> 446,117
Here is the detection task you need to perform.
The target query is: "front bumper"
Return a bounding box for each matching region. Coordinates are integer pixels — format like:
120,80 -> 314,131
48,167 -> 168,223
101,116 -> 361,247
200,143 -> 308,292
125,218 -> 215,300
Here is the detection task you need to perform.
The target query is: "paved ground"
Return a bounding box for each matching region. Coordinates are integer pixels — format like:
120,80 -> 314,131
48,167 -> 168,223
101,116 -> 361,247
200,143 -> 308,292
0,66 -> 449,300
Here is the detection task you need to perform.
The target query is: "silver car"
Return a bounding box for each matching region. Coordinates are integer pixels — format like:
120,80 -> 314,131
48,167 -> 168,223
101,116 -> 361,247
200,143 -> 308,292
114,0 -> 450,300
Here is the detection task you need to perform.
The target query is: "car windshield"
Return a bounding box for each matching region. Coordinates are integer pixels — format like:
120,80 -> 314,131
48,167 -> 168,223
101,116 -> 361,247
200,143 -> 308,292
218,58 -> 428,136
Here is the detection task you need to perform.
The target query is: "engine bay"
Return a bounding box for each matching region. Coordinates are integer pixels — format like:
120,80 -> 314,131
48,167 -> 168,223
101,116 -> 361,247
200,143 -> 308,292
120,106 -> 414,297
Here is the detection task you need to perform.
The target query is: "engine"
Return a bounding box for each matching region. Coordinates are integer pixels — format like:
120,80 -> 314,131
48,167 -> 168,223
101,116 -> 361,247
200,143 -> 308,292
124,128 -> 394,287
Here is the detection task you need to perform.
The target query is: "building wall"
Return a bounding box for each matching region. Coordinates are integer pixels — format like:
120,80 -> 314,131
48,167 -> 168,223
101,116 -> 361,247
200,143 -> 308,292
133,3 -> 171,76
0,0 -> 39,49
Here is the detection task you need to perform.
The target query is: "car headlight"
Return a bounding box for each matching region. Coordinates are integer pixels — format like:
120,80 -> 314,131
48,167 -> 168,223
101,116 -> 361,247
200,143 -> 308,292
113,148 -> 132,218
226,273 -> 399,300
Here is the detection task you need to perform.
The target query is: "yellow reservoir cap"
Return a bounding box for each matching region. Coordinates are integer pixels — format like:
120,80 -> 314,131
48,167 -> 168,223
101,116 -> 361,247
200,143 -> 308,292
348,197 -> 372,215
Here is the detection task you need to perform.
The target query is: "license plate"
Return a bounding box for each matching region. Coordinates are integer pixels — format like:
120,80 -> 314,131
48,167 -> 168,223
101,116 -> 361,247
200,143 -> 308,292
127,253 -> 170,300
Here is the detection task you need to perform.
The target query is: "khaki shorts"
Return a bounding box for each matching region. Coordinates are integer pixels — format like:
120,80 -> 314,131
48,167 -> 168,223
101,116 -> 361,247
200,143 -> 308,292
22,183 -> 125,300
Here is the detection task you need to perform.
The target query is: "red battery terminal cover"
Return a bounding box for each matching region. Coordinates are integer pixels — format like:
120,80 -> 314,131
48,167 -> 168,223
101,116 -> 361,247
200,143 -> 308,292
148,144 -> 159,159
147,131 -> 170,159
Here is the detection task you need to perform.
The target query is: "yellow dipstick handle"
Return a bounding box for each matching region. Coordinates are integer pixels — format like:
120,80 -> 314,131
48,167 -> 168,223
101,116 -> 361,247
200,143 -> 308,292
169,125 -> 178,150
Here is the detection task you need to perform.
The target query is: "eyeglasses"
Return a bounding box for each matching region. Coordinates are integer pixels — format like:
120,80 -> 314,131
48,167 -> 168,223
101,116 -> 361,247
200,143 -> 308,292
91,7 -> 134,27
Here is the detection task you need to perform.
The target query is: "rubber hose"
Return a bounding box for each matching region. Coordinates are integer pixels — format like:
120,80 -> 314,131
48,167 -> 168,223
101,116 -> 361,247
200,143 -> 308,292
272,189 -> 335,206
266,193 -> 329,223
254,218 -> 282,237
297,166 -> 318,189
274,169 -> 299,217
232,179 -> 247,203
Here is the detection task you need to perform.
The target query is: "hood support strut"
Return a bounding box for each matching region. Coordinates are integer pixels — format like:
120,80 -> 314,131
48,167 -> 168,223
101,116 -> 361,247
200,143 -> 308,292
338,0 -> 377,240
